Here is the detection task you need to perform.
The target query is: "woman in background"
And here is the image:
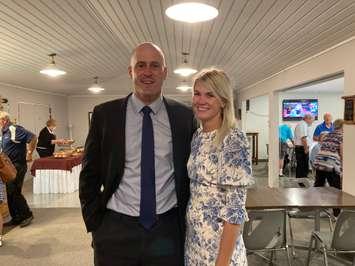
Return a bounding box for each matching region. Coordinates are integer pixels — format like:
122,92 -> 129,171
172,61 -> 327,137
36,119 -> 67,157
185,68 -> 254,265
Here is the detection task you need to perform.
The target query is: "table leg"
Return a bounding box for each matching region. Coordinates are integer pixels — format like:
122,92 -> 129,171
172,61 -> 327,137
314,209 -> 321,250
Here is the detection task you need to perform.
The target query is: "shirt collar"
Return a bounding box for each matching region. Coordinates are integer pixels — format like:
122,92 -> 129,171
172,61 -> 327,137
131,93 -> 163,115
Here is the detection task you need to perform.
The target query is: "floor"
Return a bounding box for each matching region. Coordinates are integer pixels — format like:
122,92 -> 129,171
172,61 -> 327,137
2,162 -> 353,265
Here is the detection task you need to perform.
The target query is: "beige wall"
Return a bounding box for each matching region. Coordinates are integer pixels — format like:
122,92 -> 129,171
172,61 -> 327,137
238,37 -> 355,195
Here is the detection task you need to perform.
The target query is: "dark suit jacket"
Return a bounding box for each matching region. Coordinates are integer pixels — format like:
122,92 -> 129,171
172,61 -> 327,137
79,94 -> 196,235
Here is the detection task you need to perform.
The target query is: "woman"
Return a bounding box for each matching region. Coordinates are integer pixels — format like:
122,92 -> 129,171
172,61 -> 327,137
0,177 -> 5,247
185,68 -> 254,266
36,119 -> 66,157
313,119 -> 344,216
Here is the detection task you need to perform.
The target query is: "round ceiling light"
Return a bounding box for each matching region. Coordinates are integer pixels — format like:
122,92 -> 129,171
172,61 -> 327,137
165,2 -> 218,23
173,67 -> 197,77
88,77 -> 105,94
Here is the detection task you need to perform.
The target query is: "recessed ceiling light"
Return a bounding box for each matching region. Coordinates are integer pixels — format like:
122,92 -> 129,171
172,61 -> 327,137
165,2 -> 218,23
174,67 -> 198,77
88,77 -> 105,94
40,53 -> 66,77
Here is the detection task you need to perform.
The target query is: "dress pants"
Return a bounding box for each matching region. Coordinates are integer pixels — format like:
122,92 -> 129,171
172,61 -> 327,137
314,169 -> 342,216
92,208 -> 182,266
295,146 -> 309,178
6,162 -> 33,223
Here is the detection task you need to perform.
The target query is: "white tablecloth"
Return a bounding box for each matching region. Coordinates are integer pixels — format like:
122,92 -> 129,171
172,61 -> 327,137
33,164 -> 81,194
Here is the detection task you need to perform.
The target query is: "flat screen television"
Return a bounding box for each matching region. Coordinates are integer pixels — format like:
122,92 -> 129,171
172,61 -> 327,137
282,99 -> 318,121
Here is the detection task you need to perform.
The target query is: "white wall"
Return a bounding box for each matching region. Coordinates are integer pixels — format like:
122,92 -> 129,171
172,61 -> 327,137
238,36 -> 355,195
0,83 -> 68,140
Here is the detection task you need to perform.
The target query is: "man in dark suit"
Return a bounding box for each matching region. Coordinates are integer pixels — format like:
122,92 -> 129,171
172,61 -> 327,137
79,42 -> 196,266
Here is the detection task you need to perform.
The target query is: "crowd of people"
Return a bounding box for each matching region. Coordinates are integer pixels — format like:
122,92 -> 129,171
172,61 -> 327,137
0,115 -> 68,247
279,112 -> 344,215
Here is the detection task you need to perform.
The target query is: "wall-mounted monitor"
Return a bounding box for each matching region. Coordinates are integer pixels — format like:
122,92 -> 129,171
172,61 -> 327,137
282,99 -> 318,121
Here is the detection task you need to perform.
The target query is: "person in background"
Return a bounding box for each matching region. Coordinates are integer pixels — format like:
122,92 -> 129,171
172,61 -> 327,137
313,112 -> 333,141
278,124 -> 293,177
36,118 -> 69,157
313,119 -> 344,216
185,68 -> 254,265
0,177 -> 4,246
0,111 -> 36,227
79,42 -> 196,266
309,131 -> 328,169
294,113 -> 313,185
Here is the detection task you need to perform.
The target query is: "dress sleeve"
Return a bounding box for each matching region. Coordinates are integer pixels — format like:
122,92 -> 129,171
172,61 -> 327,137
217,129 -> 254,186
219,186 -> 248,224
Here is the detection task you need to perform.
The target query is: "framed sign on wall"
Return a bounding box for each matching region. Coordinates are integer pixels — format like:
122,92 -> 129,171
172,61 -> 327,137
342,95 -> 355,124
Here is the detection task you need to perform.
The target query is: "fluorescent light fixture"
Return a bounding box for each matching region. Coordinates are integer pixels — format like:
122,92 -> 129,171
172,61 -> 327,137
88,77 -> 105,94
40,53 -> 66,77
165,2 -> 218,23
174,67 -> 197,77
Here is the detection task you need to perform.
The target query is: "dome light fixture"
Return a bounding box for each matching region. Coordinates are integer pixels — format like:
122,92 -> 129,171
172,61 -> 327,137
165,2 -> 218,23
88,76 -> 105,94
40,53 -> 66,77
176,80 -> 192,92
174,52 -> 197,77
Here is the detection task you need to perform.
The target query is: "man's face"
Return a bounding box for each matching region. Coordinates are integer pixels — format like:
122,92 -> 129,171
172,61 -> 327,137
128,45 -> 167,103
0,118 -> 7,128
324,114 -> 332,124
305,116 -> 313,126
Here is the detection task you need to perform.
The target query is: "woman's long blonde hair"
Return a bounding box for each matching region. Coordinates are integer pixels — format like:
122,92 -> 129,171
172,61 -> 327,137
192,67 -> 236,146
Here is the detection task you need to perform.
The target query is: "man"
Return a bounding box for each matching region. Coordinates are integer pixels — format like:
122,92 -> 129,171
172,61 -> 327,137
294,113 -> 313,184
313,112 -> 333,141
79,42 -> 196,266
278,124 -> 293,177
0,111 -> 36,226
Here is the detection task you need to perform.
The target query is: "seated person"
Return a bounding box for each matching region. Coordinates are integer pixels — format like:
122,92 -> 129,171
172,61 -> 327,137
36,119 -> 69,157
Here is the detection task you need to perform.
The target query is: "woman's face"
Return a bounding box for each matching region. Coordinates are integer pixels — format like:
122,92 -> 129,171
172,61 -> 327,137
192,81 -> 223,124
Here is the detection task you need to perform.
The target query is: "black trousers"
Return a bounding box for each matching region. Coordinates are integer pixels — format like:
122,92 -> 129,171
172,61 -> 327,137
6,162 -> 32,223
36,148 -> 52,158
314,169 -> 342,216
295,146 -> 309,179
92,208 -> 182,266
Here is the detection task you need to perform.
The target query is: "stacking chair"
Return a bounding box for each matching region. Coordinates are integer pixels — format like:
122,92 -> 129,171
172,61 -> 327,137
243,209 -> 292,266
306,210 -> 355,266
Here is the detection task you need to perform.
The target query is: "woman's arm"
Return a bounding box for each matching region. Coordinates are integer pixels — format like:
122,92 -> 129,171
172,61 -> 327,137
215,222 -> 241,266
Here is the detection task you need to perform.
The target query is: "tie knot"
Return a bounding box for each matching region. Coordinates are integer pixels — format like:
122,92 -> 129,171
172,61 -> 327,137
141,106 -> 152,115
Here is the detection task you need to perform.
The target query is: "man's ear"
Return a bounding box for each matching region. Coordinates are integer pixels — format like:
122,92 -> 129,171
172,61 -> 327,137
163,67 -> 167,80
128,66 -> 133,79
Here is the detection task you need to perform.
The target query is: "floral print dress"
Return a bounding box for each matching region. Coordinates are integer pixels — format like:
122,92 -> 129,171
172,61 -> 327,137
185,127 -> 254,266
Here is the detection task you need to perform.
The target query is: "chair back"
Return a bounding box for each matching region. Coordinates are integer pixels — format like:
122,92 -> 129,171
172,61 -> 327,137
243,209 -> 287,250
331,210 -> 355,251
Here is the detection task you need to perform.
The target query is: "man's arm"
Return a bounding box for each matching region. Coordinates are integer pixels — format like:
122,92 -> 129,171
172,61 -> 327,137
26,135 -> 37,162
301,136 -> 309,154
79,106 -> 103,232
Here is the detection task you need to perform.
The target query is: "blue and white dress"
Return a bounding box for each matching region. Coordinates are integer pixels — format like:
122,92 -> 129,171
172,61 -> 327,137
185,127 -> 254,266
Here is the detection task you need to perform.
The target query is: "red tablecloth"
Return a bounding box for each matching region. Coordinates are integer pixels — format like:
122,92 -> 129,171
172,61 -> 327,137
31,154 -> 83,176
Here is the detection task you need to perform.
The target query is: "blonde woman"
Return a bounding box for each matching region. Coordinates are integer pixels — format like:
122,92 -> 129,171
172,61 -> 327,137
185,68 -> 254,265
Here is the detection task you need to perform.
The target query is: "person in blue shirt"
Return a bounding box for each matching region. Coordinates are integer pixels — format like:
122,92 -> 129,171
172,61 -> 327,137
279,124 -> 293,176
0,111 -> 37,227
313,112 -> 333,141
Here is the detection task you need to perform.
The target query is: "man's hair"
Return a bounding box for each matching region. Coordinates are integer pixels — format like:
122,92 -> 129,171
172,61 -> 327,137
303,113 -> 313,120
0,111 -> 10,120
130,42 -> 166,67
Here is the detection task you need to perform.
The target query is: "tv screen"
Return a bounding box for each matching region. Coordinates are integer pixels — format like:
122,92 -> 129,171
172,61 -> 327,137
282,99 -> 318,121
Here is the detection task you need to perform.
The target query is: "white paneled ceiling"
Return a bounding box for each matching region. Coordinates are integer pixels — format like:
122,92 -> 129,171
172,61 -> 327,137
1,0 -> 355,95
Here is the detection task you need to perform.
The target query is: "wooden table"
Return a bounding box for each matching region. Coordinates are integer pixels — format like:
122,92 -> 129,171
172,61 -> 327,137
246,187 -> 355,249
246,132 -> 259,165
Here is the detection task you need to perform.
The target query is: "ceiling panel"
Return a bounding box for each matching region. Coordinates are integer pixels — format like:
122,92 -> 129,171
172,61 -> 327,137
0,0 -> 354,95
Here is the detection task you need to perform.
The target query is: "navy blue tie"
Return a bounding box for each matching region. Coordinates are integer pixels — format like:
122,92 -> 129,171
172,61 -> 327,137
139,106 -> 156,229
